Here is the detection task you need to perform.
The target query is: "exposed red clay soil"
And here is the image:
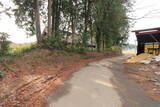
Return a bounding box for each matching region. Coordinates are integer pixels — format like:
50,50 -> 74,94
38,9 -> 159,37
0,49 -> 119,107
124,62 -> 160,102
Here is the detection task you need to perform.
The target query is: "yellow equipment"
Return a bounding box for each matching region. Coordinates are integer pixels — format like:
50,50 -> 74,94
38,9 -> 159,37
144,42 -> 160,55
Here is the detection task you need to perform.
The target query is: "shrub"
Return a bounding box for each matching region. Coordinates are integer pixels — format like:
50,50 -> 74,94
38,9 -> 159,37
0,32 -> 11,56
11,43 -> 37,56
111,46 -> 122,54
0,70 -> 6,78
40,36 -> 67,50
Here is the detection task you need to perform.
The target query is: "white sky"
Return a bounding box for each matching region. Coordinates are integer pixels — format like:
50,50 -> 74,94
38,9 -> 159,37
0,0 -> 160,44
0,0 -> 36,44
129,0 -> 160,45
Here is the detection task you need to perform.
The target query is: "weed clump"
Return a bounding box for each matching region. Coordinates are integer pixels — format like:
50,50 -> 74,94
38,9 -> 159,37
0,70 -> 6,78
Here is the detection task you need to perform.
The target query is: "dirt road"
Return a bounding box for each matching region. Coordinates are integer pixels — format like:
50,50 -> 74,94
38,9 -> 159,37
47,56 -> 160,107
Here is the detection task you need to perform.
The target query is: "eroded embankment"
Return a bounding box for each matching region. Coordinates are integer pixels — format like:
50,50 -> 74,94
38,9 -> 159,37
0,49 -> 118,107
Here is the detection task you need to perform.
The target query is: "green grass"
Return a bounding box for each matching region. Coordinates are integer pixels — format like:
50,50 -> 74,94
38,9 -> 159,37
10,42 -> 37,56
0,42 -> 38,65
0,70 -> 6,78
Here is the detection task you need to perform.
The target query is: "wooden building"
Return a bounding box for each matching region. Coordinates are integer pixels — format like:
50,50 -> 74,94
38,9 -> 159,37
133,27 -> 160,55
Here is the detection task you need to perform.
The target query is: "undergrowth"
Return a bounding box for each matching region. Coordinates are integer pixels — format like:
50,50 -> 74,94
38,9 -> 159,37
11,43 -> 37,56
0,70 -> 6,78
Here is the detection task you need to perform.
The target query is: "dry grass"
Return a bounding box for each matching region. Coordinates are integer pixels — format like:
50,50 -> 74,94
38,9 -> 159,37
122,49 -> 136,56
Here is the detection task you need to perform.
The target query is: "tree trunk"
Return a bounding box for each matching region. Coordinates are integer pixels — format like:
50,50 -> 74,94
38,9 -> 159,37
83,0 -> 88,48
71,16 -> 75,46
88,0 -> 93,49
96,26 -> 101,52
51,0 -> 55,37
69,0 -> 76,47
35,0 -> 41,43
102,33 -> 105,51
54,0 -> 60,37
48,0 -> 52,37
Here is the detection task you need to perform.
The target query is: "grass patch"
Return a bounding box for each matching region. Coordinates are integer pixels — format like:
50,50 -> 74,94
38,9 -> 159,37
11,43 -> 37,56
0,43 -> 38,64
0,70 -> 6,78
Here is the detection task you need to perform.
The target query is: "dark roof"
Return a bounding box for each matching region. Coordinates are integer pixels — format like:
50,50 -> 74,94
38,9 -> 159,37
132,27 -> 160,32
132,27 -> 160,35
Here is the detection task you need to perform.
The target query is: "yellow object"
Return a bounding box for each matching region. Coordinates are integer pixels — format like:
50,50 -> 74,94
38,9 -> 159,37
144,43 -> 160,55
126,53 -> 150,63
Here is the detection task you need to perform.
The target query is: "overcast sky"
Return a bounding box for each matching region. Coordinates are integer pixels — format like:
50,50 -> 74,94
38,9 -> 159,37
129,0 -> 160,44
0,0 -> 160,44
0,0 -> 36,44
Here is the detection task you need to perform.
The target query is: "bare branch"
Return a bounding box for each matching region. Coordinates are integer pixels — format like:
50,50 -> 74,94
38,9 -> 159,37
0,7 -> 11,14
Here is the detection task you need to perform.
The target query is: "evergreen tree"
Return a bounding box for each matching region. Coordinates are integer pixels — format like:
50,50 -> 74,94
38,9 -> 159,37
12,0 -> 132,51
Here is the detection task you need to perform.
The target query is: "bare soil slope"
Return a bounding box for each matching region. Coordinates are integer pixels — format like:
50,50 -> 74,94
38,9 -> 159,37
0,49 -> 117,107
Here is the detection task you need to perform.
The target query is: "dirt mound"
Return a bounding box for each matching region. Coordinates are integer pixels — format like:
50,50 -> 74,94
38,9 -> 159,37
0,49 -> 117,107
126,53 -> 150,63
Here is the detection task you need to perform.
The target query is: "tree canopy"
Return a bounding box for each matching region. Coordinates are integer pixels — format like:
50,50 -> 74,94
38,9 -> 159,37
12,0 -> 132,51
